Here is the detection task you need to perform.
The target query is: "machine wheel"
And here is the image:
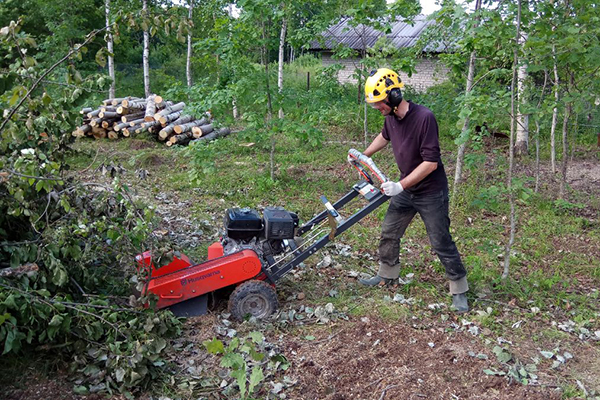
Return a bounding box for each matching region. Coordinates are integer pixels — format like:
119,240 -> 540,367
228,280 -> 278,320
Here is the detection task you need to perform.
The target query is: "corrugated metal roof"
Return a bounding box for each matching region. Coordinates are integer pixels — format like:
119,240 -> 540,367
310,15 -> 447,53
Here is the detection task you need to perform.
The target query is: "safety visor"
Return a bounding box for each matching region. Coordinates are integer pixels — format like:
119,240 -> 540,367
368,101 -> 388,110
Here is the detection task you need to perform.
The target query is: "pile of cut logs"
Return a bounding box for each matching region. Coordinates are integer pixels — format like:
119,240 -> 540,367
72,95 -> 231,146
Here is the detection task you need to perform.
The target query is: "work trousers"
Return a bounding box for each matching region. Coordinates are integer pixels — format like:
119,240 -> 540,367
378,189 -> 468,294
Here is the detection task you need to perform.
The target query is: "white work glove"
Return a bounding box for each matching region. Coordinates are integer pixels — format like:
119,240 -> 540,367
381,181 -> 404,196
347,154 -> 354,164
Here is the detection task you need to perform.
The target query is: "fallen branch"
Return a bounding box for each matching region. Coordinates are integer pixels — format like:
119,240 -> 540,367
0,263 -> 39,278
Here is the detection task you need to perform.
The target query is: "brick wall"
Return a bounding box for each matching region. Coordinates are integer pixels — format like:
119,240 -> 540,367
320,52 -> 450,92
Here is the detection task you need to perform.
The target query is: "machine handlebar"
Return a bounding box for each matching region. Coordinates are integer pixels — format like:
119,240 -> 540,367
347,148 -> 389,185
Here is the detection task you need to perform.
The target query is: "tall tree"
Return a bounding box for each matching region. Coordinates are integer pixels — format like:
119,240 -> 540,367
186,0 -> 194,89
142,0 -> 150,97
503,0 -> 522,280
452,0 -> 482,197
105,0 -> 116,98
278,15 -> 287,119
514,31 -> 529,156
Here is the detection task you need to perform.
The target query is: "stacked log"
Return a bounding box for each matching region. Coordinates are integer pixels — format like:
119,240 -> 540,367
72,95 -> 229,146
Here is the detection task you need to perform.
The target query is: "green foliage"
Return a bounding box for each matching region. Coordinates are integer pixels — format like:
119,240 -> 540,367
202,332 -> 289,399
0,19 -> 181,396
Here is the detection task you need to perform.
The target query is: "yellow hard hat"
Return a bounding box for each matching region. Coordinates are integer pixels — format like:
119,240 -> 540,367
364,68 -> 404,103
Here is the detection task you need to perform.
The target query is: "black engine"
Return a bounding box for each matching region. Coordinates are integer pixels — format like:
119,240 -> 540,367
222,207 -> 299,263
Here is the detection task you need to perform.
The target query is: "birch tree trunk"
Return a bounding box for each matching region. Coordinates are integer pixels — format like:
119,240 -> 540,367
105,0 -> 115,99
186,0 -> 193,89
142,0 -> 151,98
559,74 -> 573,199
277,17 -> 287,119
514,32 -> 529,156
550,43 -> 559,173
452,0 -> 482,197
261,16 -> 274,179
502,0 -> 521,281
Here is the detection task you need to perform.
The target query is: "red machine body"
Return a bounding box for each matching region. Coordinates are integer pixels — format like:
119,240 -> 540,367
136,243 -> 263,310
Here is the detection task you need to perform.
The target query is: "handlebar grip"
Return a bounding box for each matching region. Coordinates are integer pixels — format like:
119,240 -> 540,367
348,148 -> 389,184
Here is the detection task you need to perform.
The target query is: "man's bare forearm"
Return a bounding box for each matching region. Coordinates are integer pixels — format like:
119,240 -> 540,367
363,133 -> 389,157
399,161 -> 438,190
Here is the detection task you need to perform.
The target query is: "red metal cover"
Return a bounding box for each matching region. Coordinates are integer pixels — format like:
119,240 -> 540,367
146,250 -> 262,309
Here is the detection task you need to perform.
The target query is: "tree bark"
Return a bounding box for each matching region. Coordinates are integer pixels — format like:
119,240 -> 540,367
550,42 -> 559,173
453,0 -> 482,197
190,127 -> 231,144
514,32 -> 529,156
173,118 -> 207,134
154,102 -> 185,121
186,0 -> 193,89
158,111 -> 182,126
502,0 -> 521,281
105,0 -> 116,99
191,123 -> 213,138
144,94 -> 157,121
261,15 -> 274,179
278,16 -> 287,119
559,73 -> 573,199
158,114 -> 194,139
142,0 -> 151,98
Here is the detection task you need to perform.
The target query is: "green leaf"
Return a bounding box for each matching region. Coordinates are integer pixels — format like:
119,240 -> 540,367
483,369 -> 505,376
231,368 -> 247,398
0,313 -> 11,326
249,347 -> 265,362
3,328 -> 22,354
115,368 -> 126,382
95,49 -> 106,67
9,90 -> 20,107
49,314 -> 64,327
248,366 -> 264,394
203,338 -> 224,354
25,56 -> 36,67
305,335 -> 315,341
4,294 -> 17,309
221,352 -> 245,370
248,331 -> 263,344
73,386 -> 89,395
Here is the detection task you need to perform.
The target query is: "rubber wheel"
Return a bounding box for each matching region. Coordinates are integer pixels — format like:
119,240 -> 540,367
228,280 -> 279,320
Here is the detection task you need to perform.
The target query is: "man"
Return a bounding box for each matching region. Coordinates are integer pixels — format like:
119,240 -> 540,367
354,68 -> 469,313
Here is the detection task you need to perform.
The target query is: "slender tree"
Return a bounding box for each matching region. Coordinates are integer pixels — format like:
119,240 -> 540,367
278,15 -> 287,119
514,31 -> 529,155
142,0 -> 150,97
503,0 -> 521,280
186,0 -> 194,89
105,0 -> 115,98
452,0 -> 482,197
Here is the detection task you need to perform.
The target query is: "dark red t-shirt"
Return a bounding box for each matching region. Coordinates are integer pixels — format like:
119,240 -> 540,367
381,101 -> 448,195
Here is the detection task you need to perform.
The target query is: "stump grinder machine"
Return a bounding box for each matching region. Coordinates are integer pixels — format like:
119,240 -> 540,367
136,149 -> 391,319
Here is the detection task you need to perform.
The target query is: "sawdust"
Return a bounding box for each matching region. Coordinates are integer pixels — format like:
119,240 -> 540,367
277,317 -> 562,400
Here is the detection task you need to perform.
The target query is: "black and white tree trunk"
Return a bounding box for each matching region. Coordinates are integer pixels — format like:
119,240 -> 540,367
105,0 -> 115,99
550,43 -> 559,173
142,0 -> 150,98
278,17 -> 287,119
515,32 -> 529,156
502,0 -> 521,280
453,0 -> 482,197
186,0 -> 193,89
560,74 -> 573,199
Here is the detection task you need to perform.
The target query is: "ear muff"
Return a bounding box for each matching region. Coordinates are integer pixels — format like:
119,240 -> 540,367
387,87 -> 403,110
